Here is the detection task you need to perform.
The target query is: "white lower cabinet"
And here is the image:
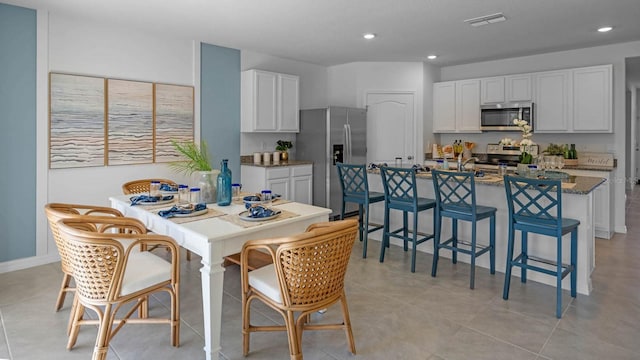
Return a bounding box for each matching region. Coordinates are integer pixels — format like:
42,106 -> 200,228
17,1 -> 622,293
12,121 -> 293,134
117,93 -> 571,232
563,169 -> 613,239
240,164 -> 313,204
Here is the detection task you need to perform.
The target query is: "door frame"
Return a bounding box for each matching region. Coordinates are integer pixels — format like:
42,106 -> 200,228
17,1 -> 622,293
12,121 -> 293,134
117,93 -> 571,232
362,90 -> 419,164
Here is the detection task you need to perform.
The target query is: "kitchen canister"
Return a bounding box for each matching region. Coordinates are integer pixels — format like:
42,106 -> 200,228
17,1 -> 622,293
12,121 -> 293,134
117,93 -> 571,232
263,152 -> 271,165
273,151 -> 281,164
253,152 -> 261,164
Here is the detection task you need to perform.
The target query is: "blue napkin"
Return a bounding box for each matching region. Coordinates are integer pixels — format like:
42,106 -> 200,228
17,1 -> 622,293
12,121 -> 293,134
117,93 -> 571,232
247,205 -> 281,218
158,203 -> 207,218
159,183 -> 178,192
130,194 -> 174,205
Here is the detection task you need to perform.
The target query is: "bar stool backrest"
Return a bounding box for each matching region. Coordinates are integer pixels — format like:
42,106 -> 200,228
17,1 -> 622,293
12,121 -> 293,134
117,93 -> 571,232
503,175 -> 563,230
431,170 -> 477,214
337,163 -> 370,198
380,167 -> 418,210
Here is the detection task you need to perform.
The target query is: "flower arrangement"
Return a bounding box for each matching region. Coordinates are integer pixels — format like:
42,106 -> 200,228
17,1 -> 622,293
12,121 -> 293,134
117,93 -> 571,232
514,119 -> 535,164
498,119 -> 535,164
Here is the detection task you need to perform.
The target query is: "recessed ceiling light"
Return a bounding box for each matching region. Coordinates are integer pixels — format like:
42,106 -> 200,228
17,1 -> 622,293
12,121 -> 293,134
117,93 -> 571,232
363,33 -> 376,40
464,13 -> 507,27
598,26 -> 613,33
427,55 -> 437,60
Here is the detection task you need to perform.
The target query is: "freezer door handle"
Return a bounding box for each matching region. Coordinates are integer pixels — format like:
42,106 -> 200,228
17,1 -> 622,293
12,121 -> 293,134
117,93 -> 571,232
345,124 -> 352,163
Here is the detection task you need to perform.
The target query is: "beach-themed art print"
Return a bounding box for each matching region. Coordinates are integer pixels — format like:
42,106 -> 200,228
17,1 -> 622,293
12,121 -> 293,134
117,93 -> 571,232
154,83 -> 194,162
49,73 -> 105,169
107,79 -> 153,165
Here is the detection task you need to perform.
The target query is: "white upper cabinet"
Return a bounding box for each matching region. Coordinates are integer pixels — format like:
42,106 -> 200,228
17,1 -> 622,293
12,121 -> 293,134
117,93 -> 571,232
433,81 -> 457,132
456,79 -> 481,132
572,65 -> 612,132
433,79 -> 481,133
481,77 -> 505,104
506,74 -> 533,102
241,69 -> 299,132
534,70 -> 572,132
533,65 -> 612,133
481,74 -> 532,104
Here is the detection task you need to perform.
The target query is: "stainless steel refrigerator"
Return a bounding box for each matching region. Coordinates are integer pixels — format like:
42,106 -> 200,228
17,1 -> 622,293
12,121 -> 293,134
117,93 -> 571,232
297,106 -> 367,219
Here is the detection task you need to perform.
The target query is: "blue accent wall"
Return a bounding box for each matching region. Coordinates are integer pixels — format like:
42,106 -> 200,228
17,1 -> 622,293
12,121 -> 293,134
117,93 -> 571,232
200,43 -> 241,182
0,3 -> 37,261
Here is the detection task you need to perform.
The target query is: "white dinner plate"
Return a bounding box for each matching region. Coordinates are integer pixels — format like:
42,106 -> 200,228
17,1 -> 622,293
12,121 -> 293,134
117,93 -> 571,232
238,210 -> 281,222
171,208 -> 208,218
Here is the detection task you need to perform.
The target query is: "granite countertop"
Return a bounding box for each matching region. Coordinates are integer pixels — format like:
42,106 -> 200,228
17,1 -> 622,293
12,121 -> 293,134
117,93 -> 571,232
240,160 -> 313,168
368,168 -> 606,195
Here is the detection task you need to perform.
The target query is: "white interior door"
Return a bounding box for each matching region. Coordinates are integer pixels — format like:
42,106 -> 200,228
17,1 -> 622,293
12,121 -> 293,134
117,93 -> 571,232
365,92 -> 415,166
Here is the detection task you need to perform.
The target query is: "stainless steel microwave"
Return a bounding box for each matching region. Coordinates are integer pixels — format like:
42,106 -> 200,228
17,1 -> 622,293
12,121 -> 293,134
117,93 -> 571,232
480,102 -> 533,131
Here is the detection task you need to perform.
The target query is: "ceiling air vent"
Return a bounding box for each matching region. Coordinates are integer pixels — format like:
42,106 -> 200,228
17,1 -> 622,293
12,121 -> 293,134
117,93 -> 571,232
464,13 -> 507,27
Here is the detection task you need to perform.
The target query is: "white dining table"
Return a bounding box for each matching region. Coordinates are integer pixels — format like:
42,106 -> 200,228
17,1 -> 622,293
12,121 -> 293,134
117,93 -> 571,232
110,195 -> 331,360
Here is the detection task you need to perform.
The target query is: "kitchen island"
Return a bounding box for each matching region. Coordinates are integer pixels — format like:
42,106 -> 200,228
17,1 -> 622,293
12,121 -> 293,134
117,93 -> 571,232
366,169 -> 605,295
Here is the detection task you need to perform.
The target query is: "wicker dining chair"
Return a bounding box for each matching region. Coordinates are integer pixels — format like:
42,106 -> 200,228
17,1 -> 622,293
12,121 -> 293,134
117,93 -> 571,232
121,178 -> 192,261
121,178 -> 178,195
241,219 -> 358,360
44,203 -> 130,312
57,216 -> 180,360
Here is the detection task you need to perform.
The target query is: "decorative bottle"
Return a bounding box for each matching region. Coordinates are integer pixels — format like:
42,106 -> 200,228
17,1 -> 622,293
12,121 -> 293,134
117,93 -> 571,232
216,159 -> 232,206
569,144 -> 578,159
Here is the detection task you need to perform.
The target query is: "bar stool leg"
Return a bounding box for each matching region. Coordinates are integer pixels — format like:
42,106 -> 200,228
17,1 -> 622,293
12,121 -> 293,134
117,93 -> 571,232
358,205 -> 364,242
451,219 -> 458,264
411,211 -> 418,273
362,203 -> 369,258
402,211 -> 409,251
431,210 -> 442,277
380,205 -> 390,263
503,225 -> 515,300
489,215 -> 496,274
556,235 -> 563,318
570,229 -> 578,298
470,221 -> 477,289
521,232 -> 528,283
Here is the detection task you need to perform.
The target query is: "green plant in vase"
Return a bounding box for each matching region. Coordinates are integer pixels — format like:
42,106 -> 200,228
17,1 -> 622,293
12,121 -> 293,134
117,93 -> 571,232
276,140 -> 293,161
169,140 -> 218,203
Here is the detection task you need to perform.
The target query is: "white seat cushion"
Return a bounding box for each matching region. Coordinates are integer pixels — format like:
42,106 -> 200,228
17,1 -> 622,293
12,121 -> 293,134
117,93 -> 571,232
248,264 -> 282,303
120,251 -> 172,296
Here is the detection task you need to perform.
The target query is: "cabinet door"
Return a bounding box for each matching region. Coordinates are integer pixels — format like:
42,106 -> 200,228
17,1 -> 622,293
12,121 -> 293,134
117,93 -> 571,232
245,70 -> 277,131
278,74 -> 300,132
506,74 -> 532,102
267,178 -> 289,200
456,79 -> 481,132
481,77 -> 505,104
572,65 -> 612,132
291,175 -> 312,204
433,81 -> 456,132
534,70 -> 571,132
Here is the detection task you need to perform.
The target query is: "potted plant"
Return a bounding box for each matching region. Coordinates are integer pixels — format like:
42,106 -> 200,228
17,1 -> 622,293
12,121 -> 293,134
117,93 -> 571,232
170,140 -> 218,203
276,140 -> 293,161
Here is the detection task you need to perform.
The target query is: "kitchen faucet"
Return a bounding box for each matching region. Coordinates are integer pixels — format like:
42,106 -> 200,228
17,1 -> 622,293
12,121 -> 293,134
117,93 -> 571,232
458,156 -> 479,171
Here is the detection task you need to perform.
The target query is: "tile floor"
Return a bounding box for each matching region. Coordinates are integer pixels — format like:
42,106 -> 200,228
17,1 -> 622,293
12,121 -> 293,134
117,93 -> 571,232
1,189 -> 640,359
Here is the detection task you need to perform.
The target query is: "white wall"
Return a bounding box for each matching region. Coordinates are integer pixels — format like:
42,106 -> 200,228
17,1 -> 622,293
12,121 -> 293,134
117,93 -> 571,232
327,62 -> 426,162
239,50 -> 328,157
47,13 -> 198,207
438,40 -> 640,234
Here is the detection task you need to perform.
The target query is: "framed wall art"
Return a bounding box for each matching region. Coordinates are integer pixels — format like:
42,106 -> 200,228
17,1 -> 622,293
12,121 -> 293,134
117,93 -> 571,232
49,73 -> 106,169
154,83 -> 194,162
107,79 -> 153,166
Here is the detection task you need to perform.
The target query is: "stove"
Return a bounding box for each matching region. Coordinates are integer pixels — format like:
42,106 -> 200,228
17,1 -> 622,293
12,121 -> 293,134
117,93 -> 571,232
478,144 -> 539,167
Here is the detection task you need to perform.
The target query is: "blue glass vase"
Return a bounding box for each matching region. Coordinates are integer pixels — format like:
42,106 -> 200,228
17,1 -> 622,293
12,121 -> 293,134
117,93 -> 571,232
216,159 -> 232,206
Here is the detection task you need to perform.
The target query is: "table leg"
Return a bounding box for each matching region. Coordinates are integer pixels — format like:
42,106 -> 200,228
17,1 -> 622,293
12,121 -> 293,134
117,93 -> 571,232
200,247 -> 225,360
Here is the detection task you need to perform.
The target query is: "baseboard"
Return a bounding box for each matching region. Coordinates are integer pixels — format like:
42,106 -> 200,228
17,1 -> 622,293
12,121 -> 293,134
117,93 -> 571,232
615,225 -> 628,234
0,253 -> 60,274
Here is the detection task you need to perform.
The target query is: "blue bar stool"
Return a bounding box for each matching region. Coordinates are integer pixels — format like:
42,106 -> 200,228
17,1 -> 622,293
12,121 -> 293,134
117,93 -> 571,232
503,175 -> 579,318
336,163 -> 385,258
431,170 -> 496,289
379,166 -> 436,273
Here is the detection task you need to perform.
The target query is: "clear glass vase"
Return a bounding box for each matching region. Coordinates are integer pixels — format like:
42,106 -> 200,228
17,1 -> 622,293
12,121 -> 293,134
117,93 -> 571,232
196,170 -> 219,204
